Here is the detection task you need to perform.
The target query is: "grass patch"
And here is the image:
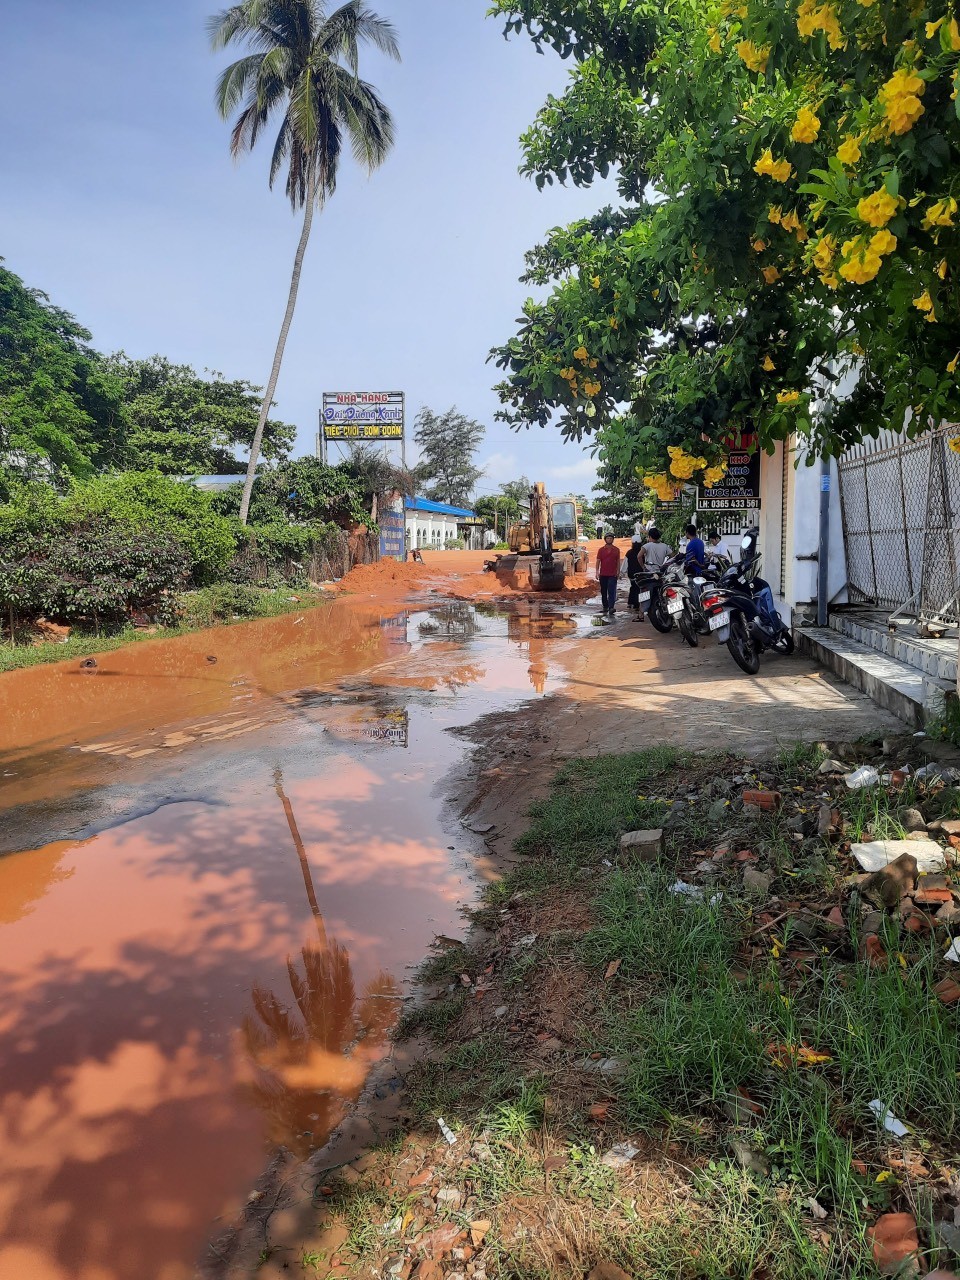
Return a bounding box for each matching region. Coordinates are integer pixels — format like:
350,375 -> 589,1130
0,587 -> 328,674
515,747 -> 694,871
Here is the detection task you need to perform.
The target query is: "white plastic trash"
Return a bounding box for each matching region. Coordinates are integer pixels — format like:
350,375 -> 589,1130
844,766 -> 880,790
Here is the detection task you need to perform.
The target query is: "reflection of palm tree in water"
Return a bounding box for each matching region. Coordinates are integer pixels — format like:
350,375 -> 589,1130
240,770 -> 401,1157
241,946 -> 399,1158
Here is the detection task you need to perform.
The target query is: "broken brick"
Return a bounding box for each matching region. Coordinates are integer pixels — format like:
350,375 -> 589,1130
866,1213 -> 919,1277
742,790 -> 781,811
860,934 -> 889,970
935,977 -> 960,1005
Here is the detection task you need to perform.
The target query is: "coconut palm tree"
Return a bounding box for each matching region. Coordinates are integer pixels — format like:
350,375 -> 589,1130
209,0 -> 400,525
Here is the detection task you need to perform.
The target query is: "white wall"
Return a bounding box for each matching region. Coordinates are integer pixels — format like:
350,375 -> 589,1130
757,439 -> 848,622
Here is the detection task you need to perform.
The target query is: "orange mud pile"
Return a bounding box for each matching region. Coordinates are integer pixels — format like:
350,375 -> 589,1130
334,559 -> 432,594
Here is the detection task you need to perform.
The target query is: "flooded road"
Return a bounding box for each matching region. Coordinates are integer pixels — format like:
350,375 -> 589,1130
0,594 -> 589,1280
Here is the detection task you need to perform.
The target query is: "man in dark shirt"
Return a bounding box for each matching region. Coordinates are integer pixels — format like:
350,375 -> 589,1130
683,524 -> 707,574
595,533 -> 621,616
625,534 -> 644,615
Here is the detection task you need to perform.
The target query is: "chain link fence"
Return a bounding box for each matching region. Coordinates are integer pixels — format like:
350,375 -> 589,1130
838,425 -> 960,624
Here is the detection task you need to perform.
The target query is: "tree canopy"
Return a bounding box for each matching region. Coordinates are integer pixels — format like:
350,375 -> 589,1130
490,0 -> 960,497
413,406 -> 486,506
106,354 -> 295,475
0,263 -> 127,479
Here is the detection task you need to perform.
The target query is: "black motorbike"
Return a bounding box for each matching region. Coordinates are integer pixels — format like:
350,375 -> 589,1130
632,553 -> 684,633
700,527 -> 795,674
662,555 -> 730,647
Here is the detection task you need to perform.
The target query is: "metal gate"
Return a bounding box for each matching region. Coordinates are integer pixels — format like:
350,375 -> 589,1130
837,425 -> 960,625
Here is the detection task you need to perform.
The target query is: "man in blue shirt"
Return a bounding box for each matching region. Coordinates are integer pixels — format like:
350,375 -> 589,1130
683,524 -> 707,574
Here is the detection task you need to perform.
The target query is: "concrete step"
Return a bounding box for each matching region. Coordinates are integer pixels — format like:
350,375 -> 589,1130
798,627 -> 956,729
829,612 -> 958,683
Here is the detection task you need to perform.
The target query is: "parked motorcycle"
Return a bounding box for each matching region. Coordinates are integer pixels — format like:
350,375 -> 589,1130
632,553 -> 684,632
663,555 -> 730,648
701,528 -> 795,674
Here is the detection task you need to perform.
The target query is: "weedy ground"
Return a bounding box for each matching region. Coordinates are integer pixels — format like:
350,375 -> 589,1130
264,738 -> 960,1280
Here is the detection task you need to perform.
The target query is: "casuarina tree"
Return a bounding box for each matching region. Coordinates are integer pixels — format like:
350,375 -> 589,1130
209,0 -> 400,524
413,406 -> 486,507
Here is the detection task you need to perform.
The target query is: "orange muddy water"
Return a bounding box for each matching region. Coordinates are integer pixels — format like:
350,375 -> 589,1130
0,592 -> 589,1280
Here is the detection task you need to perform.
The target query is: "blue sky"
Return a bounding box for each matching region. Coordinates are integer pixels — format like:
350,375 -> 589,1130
0,0 -> 608,499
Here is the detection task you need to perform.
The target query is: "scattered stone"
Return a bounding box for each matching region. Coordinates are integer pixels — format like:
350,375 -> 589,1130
935,977 -> 960,1005
900,808 -> 928,833
408,1169 -> 433,1189
818,758 -> 846,775
597,1056 -> 626,1079
470,1220 -> 491,1248
930,1220 -> 960,1257
937,902 -> 960,925
600,1142 -> 640,1170
619,828 -> 664,861
418,1223 -> 464,1259
860,934 -> 889,969
742,866 -> 773,897
587,1265 -> 633,1280
825,906 -> 845,928
493,1005 -> 508,1019
729,1136 -> 771,1176
930,819 -> 960,837
866,1212 -> 920,1276
463,820 -> 495,835
708,798 -> 729,822
742,789 -> 781,811
914,877 -> 954,906
852,840 -> 945,874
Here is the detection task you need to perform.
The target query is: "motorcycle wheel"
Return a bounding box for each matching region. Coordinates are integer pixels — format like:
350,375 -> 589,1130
773,629 -> 795,655
678,609 -> 699,648
648,597 -> 674,633
727,612 -> 760,674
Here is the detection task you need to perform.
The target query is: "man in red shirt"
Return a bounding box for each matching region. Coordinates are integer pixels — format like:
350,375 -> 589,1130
595,532 -> 621,616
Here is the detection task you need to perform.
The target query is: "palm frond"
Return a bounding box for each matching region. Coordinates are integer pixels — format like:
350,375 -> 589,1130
208,4 -> 253,49
333,70 -> 394,172
320,2 -> 400,66
214,53 -> 265,118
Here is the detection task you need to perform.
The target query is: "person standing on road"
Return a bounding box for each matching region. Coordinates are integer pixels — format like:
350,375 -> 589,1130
683,523 -> 708,574
625,534 -> 645,615
595,532 -> 621,617
641,527 -> 672,571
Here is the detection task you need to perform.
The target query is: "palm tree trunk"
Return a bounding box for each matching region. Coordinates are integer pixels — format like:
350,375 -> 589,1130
239,166 -> 318,526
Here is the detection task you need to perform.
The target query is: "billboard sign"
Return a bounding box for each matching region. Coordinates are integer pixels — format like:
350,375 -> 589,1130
322,391 -> 404,440
697,449 -> 762,511
379,509 -> 405,561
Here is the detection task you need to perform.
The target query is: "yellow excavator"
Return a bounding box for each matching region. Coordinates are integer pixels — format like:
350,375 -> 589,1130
485,483 -> 584,591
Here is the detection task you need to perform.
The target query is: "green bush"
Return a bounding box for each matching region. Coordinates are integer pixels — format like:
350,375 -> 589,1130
178,582 -> 267,628
0,519 -> 190,630
64,472 -> 237,585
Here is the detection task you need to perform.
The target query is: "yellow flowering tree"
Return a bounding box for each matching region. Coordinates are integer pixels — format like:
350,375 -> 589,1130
489,0 -> 960,486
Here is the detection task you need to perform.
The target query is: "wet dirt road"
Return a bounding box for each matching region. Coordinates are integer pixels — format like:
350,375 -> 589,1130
0,589 -> 589,1280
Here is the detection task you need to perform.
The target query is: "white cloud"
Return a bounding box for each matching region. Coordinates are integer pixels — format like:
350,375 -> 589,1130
476,452 -> 520,488
545,457 -> 600,486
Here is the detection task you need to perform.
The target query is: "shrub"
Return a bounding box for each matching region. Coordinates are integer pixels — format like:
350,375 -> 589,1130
178,582 -> 266,628
64,472 -> 237,585
0,519 -> 190,630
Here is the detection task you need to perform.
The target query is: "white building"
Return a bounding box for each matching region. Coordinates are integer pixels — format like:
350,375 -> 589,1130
404,497 -> 484,551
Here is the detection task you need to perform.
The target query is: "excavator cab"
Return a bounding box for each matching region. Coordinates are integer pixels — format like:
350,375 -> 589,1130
488,483 -> 584,591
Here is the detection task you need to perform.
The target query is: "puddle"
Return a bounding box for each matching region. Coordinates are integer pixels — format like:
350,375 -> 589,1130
0,597 -> 587,1280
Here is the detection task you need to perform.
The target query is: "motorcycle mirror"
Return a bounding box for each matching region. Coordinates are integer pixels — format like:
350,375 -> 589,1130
740,534 -> 752,551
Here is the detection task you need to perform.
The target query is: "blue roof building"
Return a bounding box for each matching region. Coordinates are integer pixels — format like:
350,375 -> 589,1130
404,496 -> 483,550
